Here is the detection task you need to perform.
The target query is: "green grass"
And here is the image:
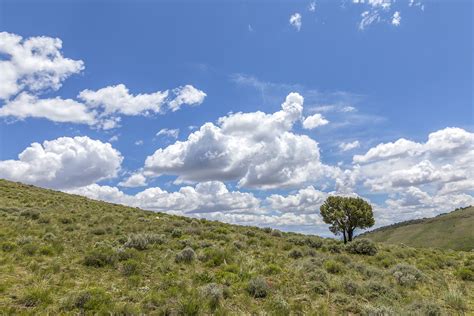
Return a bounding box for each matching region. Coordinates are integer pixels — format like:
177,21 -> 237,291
361,206 -> 474,251
0,179 -> 473,314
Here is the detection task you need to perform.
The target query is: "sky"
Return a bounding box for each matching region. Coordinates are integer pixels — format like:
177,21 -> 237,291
0,0 -> 472,237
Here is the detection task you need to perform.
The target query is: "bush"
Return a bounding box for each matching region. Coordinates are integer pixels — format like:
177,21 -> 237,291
455,267 -> 474,281
63,288 -> 112,311
201,283 -> 224,310
312,281 -> 328,295
262,227 -> 273,233
289,248 -> 304,259
121,259 -> 140,276
406,301 -> 442,316
42,232 -> 56,241
271,229 -> 283,237
444,291 -> 467,313
342,278 -> 359,296
175,247 -> 196,263
391,264 -> 424,287
1,241 -> 16,252
84,248 -> 116,267
124,234 -> 149,250
171,228 -> 182,238
346,239 -> 377,256
201,247 -> 233,267
363,305 -> 395,316
327,243 -> 342,253
364,282 -> 394,299
20,210 -> 40,220
324,260 -> 344,274
267,296 -> 290,315
306,237 -> 323,249
247,277 -> 269,298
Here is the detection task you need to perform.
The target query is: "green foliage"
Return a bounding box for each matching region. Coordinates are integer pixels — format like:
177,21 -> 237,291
175,247 -> 196,263
0,179 -> 472,314
455,266 -> 474,281
320,196 -> 374,242
390,264 -> 424,287
346,239 -> 378,255
247,277 -> 269,298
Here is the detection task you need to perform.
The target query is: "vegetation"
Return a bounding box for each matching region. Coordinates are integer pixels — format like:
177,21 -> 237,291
320,196 -> 375,243
0,179 -> 473,314
361,206 -> 474,251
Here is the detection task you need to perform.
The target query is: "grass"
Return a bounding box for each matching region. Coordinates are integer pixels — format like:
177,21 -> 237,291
0,179 -> 473,314
361,206 -> 474,251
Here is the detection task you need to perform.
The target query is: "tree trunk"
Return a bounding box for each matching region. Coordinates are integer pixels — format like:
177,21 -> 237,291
347,229 -> 353,242
342,231 -> 347,244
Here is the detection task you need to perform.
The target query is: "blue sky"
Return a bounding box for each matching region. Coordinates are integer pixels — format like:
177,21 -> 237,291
0,0 -> 472,236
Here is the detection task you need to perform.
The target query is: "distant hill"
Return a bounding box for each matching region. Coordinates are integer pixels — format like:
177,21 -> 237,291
361,206 -> 474,251
0,179 -> 473,314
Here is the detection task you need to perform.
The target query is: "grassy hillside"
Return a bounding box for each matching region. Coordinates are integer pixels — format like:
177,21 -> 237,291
361,206 -> 474,252
0,179 -> 473,315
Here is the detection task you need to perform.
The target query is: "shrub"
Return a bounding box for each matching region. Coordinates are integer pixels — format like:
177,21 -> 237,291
271,229 -> 283,237
289,248 -> 304,259
124,234 -> 149,250
324,260 -> 344,274
84,248 -> 116,267
391,264 -> 424,287
121,259 -> 140,276
406,301 -> 442,316
364,282 -> 394,299
39,245 -> 54,256
19,288 -> 52,307
444,291 -> 467,313
267,296 -> 290,315
455,267 -> 474,281
201,247 -> 233,267
264,263 -> 282,275
201,283 -> 224,310
306,237 -> 323,249
171,228 -> 182,238
346,239 -> 377,256
178,296 -> 200,316
17,236 -> 34,245
22,243 -> 38,256
20,210 -> 40,220
175,247 -> 196,263
247,277 -> 269,298
363,305 -> 395,316
309,269 -> 329,284
63,288 -> 112,311
1,241 -> 16,252
60,217 -> 73,224
312,281 -> 328,295
327,243 -> 342,253
91,227 -> 107,235
42,232 -> 56,241
342,278 -> 359,296
37,216 -> 51,224
262,227 -> 273,233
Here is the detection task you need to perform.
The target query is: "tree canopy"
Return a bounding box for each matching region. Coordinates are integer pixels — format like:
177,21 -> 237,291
320,196 -> 374,243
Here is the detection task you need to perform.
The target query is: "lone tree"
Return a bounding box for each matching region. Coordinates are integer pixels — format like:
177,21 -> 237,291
320,196 -> 374,243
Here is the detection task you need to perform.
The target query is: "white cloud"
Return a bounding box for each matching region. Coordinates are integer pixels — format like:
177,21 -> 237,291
302,113 -> 329,129
0,136 -> 122,189
118,173 -> 147,188
339,140 -> 360,152
359,10 -> 381,30
392,11 -> 401,26
78,84 -> 168,116
266,186 -> 327,213
135,140 -> 144,146
308,2 -> 316,12
0,32 -> 207,130
156,128 -> 179,139
168,85 -> 207,112
289,13 -> 302,31
0,32 -> 84,100
0,92 -> 96,125
143,93 -> 339,189
68,181 -> 261,214
355,127 -> 473,193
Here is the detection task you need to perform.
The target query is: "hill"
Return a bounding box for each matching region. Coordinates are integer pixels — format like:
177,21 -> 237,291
361,206 -> 474,251
0,179 -> 473,314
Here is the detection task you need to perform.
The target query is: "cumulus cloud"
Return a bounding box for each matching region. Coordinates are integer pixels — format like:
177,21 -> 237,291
302,113 -> 329,129
267,186 -> 327,213
289,13 -> 302,31
156,128 -> 179,139
169,85 -> 207,112
68,181 -> 261,214
0,136 -> 122,189
0,32 -> 84,100
355,127 -> 473,197
0,92 -> 96,125
143,93 -> 339,189
339,140 -> 360,152
78,84 -> 169,116
118,173 -> 147,188
0,32 -> 207,129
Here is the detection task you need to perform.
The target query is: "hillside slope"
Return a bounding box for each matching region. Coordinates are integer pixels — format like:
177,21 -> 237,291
0,179 -> 473,314
361,206 -> 474,251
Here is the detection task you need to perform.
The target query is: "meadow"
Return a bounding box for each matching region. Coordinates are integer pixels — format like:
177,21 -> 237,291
0,179 -> 473,315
